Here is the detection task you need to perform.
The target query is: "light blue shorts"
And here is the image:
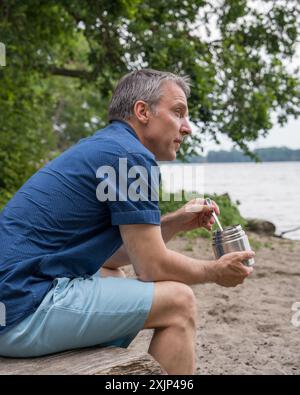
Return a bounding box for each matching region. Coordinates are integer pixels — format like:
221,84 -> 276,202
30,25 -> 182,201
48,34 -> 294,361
0,274 -> 154,358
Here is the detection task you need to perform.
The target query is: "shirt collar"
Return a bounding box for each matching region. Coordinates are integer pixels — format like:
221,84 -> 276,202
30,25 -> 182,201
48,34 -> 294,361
110,120 -> 156,161
110,120 -> 139,141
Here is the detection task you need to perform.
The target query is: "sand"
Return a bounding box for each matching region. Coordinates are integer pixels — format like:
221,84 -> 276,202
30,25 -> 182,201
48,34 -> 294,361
128,232 -> 300,375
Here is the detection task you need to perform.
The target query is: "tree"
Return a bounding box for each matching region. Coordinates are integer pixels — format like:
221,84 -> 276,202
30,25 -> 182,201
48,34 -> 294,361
1,0 -> 299,205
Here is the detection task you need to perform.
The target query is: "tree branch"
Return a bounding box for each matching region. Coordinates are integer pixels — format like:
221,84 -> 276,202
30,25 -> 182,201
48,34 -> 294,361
50,67 -> 92,79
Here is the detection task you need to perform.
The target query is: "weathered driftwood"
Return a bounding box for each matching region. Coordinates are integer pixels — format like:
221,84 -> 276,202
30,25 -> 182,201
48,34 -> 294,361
0,346 -> 165,375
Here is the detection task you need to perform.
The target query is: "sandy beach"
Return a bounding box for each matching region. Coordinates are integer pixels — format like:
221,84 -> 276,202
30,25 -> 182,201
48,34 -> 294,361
128,232 -> 300,375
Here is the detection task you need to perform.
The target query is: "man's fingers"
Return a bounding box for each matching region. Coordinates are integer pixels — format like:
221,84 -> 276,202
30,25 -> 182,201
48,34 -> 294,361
195,198 -> 205,205
229,250 -> 255,262
229,260 -> 250,275
204,198 -> 220,216
185,203 -> 205,213
186,198 -> 220,218
221,251 -> 255,275
185,204 -> 213,214
245,266 -> 254,275
235,262 -> 253,275
204,223 -> 212,231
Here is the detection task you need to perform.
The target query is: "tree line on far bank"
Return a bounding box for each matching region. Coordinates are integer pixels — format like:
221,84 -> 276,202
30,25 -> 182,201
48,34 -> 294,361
187,147 -> 300,163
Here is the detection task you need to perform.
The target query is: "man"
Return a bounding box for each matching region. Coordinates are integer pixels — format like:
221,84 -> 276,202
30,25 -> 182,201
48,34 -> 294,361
0,69 -> 254,374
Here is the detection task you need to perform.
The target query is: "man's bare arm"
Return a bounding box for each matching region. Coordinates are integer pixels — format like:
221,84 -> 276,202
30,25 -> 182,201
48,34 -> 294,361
103,212 -> 187,268
102,244 -> 130,269
105,198 -> 218,269
119,223 -> 254,286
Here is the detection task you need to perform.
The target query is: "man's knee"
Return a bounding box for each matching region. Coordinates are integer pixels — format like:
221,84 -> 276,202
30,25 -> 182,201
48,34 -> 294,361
144,281 -> 197,330
170,282 -> 197,328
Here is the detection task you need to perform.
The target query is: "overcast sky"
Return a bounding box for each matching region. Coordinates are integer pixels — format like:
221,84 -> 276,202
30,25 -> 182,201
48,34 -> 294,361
202,117 -> 300,153
251,118 -> 300,150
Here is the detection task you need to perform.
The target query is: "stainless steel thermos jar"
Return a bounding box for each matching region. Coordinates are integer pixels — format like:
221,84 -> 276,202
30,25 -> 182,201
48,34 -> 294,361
212,224 -> 255,267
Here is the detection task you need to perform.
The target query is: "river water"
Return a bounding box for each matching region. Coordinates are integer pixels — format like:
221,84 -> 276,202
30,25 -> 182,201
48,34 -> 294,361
160,161 -> 300,240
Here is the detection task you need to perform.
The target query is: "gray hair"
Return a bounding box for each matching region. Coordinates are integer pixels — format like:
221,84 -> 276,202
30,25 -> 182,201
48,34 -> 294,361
108,69 -> 191,122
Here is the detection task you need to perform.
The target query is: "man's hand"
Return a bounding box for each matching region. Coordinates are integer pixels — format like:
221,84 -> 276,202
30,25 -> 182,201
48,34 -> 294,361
212,251 -> 255,287
174,198 -> 220,232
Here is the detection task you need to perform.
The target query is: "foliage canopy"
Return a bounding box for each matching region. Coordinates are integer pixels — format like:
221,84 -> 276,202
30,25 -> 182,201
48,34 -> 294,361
1,0 -> 299,205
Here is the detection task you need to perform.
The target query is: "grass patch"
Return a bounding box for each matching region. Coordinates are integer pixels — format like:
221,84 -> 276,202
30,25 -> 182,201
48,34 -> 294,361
183,242 -> 194,252
264,241 -> 275,250
248,237 -> 263,251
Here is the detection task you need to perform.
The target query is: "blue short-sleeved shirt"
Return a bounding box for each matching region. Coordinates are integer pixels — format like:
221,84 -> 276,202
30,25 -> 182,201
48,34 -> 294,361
0,121 -> 161,333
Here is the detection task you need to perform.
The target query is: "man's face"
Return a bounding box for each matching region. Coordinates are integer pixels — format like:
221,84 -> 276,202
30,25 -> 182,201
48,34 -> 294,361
143,81 -> 192,161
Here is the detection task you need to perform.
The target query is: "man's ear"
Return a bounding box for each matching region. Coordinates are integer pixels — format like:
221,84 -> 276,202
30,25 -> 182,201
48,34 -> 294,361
133,100 -> 150,124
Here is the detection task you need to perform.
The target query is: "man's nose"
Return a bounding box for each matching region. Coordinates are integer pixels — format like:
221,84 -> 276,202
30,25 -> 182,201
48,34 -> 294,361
180,117 -> 192,137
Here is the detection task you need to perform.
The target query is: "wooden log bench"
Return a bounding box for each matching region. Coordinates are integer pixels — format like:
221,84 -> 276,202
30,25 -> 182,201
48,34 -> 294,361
0,346 -> 165,375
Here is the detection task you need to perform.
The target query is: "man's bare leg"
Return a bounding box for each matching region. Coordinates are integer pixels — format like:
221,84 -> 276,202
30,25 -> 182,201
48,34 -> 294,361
99,267 -> 126,278
143,281 -> 197,375
100,262 -> 197,374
